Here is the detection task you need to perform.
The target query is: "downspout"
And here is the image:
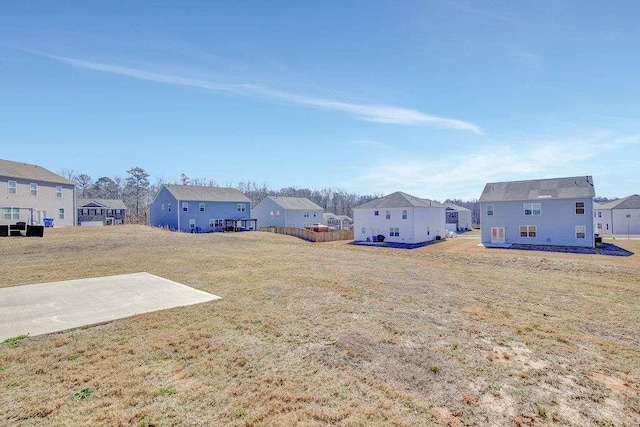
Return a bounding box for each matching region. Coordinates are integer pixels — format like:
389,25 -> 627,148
177,199 -> 181,231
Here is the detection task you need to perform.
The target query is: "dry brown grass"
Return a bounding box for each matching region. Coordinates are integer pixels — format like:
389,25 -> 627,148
1,225 -> 639,426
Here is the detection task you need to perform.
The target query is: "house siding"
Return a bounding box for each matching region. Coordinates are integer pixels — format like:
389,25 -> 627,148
1,176 -> 75,226
149,187 -> 251,232
481,198 -> 594,247
353,206 -> 445,243
611,209 -> 640,235
254,198 -> 322,229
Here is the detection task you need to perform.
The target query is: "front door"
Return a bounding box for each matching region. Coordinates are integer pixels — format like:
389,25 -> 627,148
491,227 -> 505,244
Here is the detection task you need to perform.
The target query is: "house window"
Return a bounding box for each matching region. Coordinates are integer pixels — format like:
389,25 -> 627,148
81,209 -> 88,215
597,223 -> 602,230
59,208 -> 65,219
56,186 -> 62,197
304,211 -> 310,218
374,210 -> 379,216
361,227 -> 366,234
486,204 -> 494,216
182,202 -> 188,212
168,203 -> 172,212
276,210 -> 280,216
385,210 -> 391,219
161,203 -> 165,210
199,203 -> 205,212
8,180 -> 17,194
189,219 -> 196,229
597,211 -> 601,218
519,225 -> 537,238
3,207 -> 20,220
115,209 -> 121,215
313,212 -> 317,217
237,203 -> 246,212
576,225 -> 586,239
209,219 -> 215,228
524,203 -> 541,216
215,219 -> 224,227
270,211 -> 274,216
30,183 -> 38,196
402,210 -> 407,219
389,227 -> 399,236
575,202 -> 585,215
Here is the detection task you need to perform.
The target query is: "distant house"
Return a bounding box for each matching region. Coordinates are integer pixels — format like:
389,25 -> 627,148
444,203 -> 472,232
0,158 -> 76,226
322,213 -> 353,230
253,196 -> 323,229
353,191 -> 446,244
149,185 -> 254,232
77,199 -> 126,225
479,176 -> 595,248
594,195 -> 640,235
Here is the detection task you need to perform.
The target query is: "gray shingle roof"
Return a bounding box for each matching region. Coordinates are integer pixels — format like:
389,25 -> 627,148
354,191 -> 444,209
268,196 -> 323,210
77,199 -> 127,210
596,194 -> 640,210
163,185 -> 251,203
0,158 -> 75,185
479,176 -> 595,203
444,203 -> 471,212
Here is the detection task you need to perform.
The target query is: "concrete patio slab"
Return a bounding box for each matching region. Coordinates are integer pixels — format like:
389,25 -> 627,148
0,272 -> 220,342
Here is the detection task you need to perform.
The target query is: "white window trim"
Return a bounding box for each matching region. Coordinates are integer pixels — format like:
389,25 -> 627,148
56,186 -> 62,198
30,183 -> 38,196
523,202 -> 541,216
486,204 -> 494,216
575,225 -> 586,239
59,208 -> 65,219
519,225 -> 537,238
182,202 -> 188,212
8,180 -> 17,194
199,203 -> 205,212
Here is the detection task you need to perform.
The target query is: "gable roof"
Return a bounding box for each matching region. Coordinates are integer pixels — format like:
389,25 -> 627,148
354,191 -> 444,209
163,185 -> 251,203
596,194 -> 640,210
77,199 -> 127,210
444,203 -> 471,212
267,196 -> 323,210
0,158 -> 75,185
479,176 -> 595,203
323,212 -> 338,220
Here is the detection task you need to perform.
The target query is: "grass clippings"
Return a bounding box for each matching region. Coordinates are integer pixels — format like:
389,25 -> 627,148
0,225 -> 639,425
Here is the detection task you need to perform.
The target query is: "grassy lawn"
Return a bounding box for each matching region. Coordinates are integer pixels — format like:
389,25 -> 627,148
1,225 -> 639,425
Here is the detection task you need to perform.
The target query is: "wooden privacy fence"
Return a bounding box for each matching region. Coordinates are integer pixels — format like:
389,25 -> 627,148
261,227 -> 353,242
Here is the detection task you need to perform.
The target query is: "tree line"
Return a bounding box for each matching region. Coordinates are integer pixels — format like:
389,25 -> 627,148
60,167 -> 384,224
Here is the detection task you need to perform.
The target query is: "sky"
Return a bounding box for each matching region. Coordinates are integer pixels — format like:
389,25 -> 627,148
1,1 -> 640,200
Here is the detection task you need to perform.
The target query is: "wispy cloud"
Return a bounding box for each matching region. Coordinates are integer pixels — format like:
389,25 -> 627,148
33,51 -> 482,133
348,132 -> 636,200
507,46 -> 542,67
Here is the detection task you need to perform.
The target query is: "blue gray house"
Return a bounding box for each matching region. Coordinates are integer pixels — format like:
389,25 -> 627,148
479,176 -> 595,248
149,185 -> 254,232
253,196 -> 323,229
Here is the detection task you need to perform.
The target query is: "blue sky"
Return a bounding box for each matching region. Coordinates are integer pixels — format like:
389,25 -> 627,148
1,1 -> 639,200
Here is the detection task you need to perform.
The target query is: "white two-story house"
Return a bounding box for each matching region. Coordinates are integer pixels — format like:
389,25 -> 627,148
1,158 -> 76,226
353,191 -> 446,244
479,176 -> 595,248
594,195 -> 640,235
